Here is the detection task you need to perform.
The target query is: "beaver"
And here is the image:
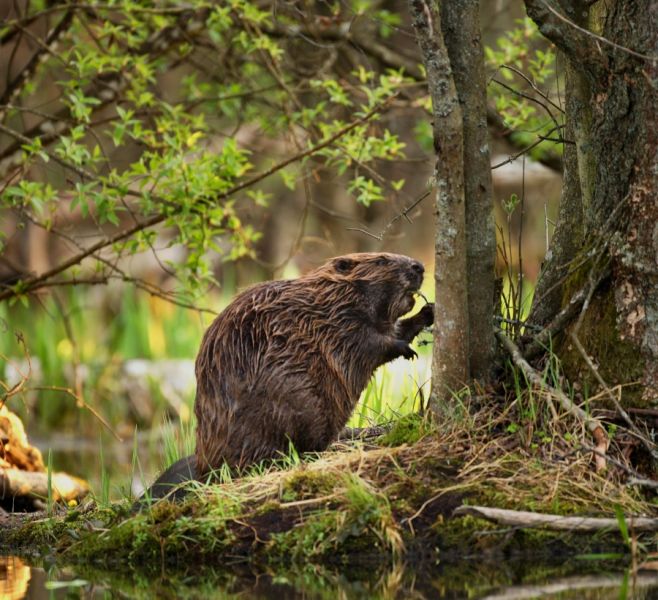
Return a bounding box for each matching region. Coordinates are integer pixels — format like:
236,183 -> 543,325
144,253 -> 433,501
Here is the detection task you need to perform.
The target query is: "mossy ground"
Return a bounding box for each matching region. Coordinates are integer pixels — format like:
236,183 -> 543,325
2,394 -> 655,582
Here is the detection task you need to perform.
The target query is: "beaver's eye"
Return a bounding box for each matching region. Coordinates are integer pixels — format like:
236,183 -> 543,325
334,258 -> 355,273
375,257 -> 389,266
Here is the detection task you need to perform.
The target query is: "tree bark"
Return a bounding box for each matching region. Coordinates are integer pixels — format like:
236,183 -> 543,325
408,0 -> 469,401
440,0 -> 496,380
525,0 -> 658,401
529,58 -> 587,327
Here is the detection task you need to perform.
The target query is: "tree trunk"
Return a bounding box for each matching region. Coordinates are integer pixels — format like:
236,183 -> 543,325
440,0 -> 496,381
525,0 -> 658,401
408,0 -> 469,400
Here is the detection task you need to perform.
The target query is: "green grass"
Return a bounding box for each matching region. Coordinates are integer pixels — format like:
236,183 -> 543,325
162,413 -> 196,469
0,287 -> 211,430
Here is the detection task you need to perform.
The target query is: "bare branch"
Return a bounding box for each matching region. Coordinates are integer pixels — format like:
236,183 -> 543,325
0,10 -> 74,116
454,505 -> 658,532
539,0 -> 656,63
496,328 -> 608,470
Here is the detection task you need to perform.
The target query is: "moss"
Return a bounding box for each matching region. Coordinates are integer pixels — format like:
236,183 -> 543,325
380,413 -> 434,446
433,514 -> 500,554
269,473 -> 403,564
280,469 -> 340,502
559,277 -> 645,406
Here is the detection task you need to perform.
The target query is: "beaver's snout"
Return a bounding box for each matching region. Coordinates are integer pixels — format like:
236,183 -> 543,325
406,260 -> 424,290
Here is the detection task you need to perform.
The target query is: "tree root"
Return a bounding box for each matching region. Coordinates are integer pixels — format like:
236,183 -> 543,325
496,329 -> 608,471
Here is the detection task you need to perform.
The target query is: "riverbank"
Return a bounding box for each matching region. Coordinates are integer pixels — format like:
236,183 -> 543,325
2,403 -> 654,579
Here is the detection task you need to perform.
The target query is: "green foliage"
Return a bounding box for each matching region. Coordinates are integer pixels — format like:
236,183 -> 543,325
162,414 -> 197,470
1,0 -> 409,306
485,17 -> 563,162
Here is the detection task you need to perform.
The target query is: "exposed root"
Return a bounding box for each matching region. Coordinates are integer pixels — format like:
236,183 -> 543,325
496,329 -> 609,471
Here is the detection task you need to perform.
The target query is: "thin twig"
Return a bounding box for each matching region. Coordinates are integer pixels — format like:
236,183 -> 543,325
571,332 -> 658,462
30,386 -> 122,441
491,125 -> 564,169
524,266 -> 609,359
0,333 -> 31,408
539,0 -> 657,63
346,189 -> 431,241
579,443 -> 658,490
454,504 -> 658,531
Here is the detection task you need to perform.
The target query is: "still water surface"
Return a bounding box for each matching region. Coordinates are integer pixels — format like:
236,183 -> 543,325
3,555 -> 658,599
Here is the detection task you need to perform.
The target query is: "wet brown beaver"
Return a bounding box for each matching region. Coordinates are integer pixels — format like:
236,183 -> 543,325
145,253 -> 433,500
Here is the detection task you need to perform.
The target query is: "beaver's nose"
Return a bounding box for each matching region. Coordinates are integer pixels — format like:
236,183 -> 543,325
411,261 -> 424,275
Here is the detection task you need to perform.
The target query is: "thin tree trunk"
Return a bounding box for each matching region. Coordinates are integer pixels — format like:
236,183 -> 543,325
408,0 -> 469,401
440,0 -> 496,379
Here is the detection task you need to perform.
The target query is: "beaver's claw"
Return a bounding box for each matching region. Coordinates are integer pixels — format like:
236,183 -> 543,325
400,344 -> 418,360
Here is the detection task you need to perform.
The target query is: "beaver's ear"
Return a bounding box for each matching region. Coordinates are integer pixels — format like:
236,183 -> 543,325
333,257 -> 356,274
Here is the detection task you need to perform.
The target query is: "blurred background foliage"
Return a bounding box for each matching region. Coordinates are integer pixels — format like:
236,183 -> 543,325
0,0 -> 565,492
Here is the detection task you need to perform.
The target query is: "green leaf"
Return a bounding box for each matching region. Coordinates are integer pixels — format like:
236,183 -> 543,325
614,504 -> 631,546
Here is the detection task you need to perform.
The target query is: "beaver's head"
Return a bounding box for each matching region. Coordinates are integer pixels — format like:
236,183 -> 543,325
318,252 -> 425,323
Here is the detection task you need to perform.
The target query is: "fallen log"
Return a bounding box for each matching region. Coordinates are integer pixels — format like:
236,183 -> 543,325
0,468 -> 88,504
453,505 -> 658,532
0,405 -> 89,509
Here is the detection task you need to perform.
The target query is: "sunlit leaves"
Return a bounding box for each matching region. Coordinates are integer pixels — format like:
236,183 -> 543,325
4,181 -> 57,215
348,176 -> 384,207
0,0 -> 410,300
484,17 -> 563,161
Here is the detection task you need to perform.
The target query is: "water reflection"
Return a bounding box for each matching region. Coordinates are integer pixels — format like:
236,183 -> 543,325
4,555 -> 658,599
0,557 -> 30,600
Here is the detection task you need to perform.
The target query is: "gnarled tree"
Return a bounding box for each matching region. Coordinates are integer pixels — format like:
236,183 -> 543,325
525,0 -> 658,401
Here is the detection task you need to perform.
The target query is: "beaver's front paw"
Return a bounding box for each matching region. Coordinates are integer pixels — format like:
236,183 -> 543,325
398,343 -> 418,360
418,303 -> 434,327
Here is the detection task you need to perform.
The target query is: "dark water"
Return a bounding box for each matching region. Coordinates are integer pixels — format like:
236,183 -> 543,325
3,555 -> 658,599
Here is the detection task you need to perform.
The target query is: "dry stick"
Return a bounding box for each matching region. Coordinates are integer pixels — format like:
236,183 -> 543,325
0,100 -> 390,303
571,332 -> 658,462
496,329 -> 608,471
491,125 -> 564,169
453,505 -> 658,532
